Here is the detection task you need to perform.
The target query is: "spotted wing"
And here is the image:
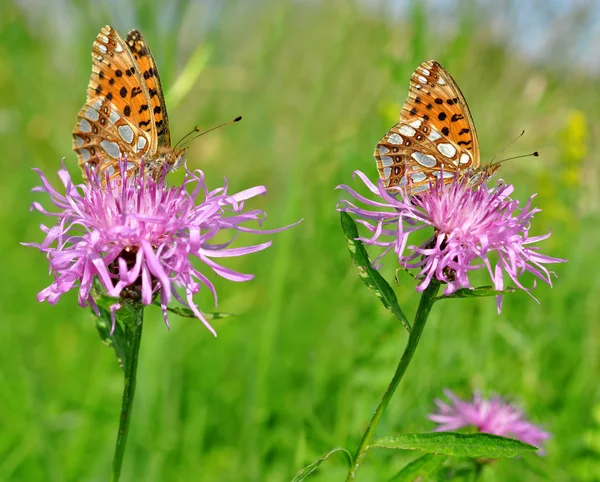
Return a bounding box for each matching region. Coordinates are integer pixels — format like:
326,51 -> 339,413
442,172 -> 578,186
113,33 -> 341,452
374,60 -> 480,191
125,29 -> 171,147
72,25 -> 157,177
73,97 -> 150,179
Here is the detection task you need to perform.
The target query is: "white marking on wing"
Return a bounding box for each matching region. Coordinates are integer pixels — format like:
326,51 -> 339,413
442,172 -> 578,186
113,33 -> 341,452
137,137 -> 147,151
437,143 -> 457,158
109,109 -> 120,124
379,145 -> 390,155
79,119 -> 92,133
411,172 -> 427,182
409,119 -> 422,129
101,139 -> 121,159
118,125 -> 134,144
379,156 -> 393,167
428,129 -> 442,141
411,151 -> 437,167
98,44 -> 108,54
417,75 -> 427,84
399,125 -> 416,137
420,68 -> 430,76
75,136 -> 84,147
438,77 -> 447,85
115,43 -> 123,53
460,153 -> 471,164
388,133 -> 403,145
411,183 -> 430,193
85,107 -> 99,121
383,167 -> 392,179
79,148 -> 90,161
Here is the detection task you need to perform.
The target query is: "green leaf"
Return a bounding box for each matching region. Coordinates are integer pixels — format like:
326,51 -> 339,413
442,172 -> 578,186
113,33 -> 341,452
340,212 -> 410,331
369,432 -> 539,458
91,282 -> 143,372
290,447 -> 352,482
94,295 -> 129,372
388,454 -> 449,482
156,302 -> 234,321
434,285 -> 516,301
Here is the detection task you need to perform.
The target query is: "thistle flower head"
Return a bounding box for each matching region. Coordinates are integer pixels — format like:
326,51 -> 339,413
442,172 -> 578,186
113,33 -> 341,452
336,171 -> 566,311
25,159 -> 296,335
429,389 -> 551,452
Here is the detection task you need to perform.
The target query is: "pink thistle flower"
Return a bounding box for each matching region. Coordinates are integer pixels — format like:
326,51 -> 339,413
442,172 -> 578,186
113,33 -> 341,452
336,171 -> 566,311
25,160 -> 298,335
429,389 -> 551,452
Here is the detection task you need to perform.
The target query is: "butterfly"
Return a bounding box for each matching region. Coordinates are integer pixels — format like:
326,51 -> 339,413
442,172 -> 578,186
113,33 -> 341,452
374,60 -> 500,194
72,25 -> 184,181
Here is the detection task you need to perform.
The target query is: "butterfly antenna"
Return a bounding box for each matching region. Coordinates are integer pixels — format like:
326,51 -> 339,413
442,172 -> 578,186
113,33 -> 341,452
175,126 -> 201,149
184,116 -> 242,145
495,151 -> 539,165
489,130 -> 525,165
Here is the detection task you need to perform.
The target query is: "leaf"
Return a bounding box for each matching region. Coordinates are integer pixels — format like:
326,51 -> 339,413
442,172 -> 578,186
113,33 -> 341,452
91,282 -> 143,372
388,454 -> 449,482
94,295 -> 129,372
434,285 -> 516,301
290,446 -> 352,482
369,432 -> 539,458
155,302 -> 234,320
340,212 -> 410,331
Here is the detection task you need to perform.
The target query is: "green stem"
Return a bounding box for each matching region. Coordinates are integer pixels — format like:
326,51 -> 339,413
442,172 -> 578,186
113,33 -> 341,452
110,308 -> 144,482
345,280 -> 441,481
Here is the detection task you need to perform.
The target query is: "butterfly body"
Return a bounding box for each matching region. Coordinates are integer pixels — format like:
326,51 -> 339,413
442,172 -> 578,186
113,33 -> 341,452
375,60 -> 497,193
73,25 -> 185,181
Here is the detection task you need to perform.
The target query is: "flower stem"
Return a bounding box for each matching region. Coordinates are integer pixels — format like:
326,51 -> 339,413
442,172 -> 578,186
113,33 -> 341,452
110,308 -> 144,482
345,280 -> 441,481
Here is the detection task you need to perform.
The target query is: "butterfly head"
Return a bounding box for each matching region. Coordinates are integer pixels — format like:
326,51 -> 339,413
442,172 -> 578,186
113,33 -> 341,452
154,145 -> 187,173
482,161 -> 502,181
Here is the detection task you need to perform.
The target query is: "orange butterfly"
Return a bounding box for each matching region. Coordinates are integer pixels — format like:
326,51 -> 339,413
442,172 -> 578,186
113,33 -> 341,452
73,25 -> 184,181
374,60 -> 501,193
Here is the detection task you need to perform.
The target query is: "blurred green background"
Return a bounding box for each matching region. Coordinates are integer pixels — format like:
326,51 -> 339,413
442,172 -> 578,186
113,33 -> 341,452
1,0 -> 598,480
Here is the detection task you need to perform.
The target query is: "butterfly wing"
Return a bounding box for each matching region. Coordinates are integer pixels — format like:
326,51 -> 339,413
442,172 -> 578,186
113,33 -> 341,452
374,60 -> 481,191
72,25 -> 158,178
73,97 -> 152,178
125,29 -> 172,147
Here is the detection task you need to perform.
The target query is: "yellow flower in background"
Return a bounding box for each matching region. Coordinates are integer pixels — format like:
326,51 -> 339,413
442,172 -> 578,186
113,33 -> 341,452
559,110 -> 587,189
